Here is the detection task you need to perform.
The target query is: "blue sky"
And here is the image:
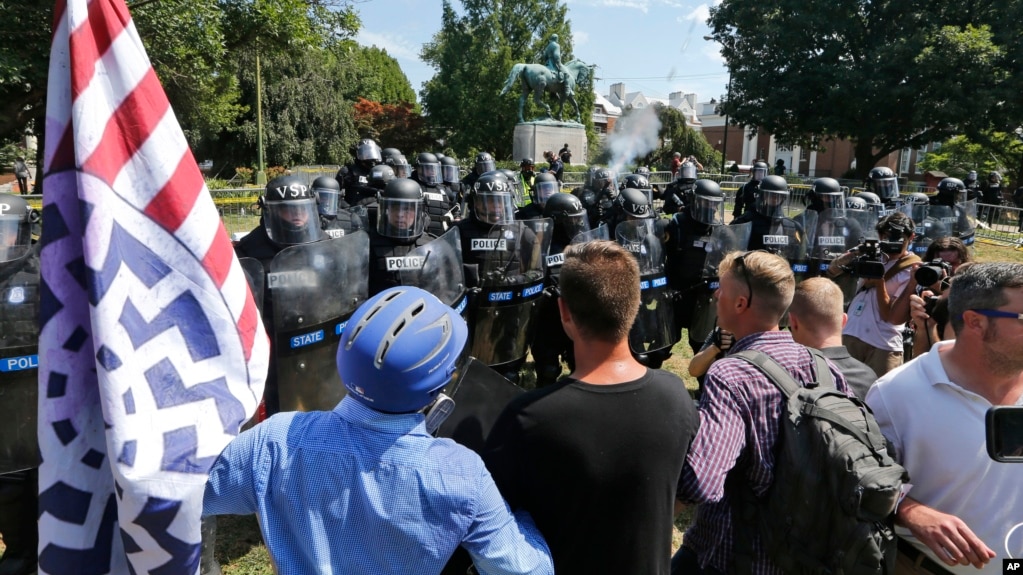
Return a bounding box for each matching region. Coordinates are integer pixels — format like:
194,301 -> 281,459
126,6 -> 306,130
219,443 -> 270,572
353,0 -> 730,107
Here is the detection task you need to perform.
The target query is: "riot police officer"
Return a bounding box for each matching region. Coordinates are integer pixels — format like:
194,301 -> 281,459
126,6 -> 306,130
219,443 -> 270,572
411,152 -> 457,237
312,176 -> 366,240
368,178 -> 436,296
461,151 -> 496,191
963,170 -> 981,201
865,166 -> 900,207
793,177 -> 846,235
337,138 -> 383,206
733,160 -> 769,218
855,190 -> 886,219
927,177 -> 975,247
0,193 -> 40,575
573,166 -> 618,227
531,193 -> 592,385
734,175 -> 804,251
605,174 -> 655,232
516,171 -> 559,220
661,160 -> 698,214
439,155 -> 465,206
455,172 -> 517,281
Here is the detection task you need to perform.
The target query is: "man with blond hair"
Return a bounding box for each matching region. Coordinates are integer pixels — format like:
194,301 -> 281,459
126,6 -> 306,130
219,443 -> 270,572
789,277 -> 878,400
484,240 -> 699,575
673,250 -> 848,575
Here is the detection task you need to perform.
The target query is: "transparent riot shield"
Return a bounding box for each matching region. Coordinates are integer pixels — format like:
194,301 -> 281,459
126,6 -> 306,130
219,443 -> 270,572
545,225 -> 610,286
811,208 -> 876,275
956,199 -> 977,252
398,227 -> 468,314
269,232 -> 369,412
615,219 -> 678,355
238,257 -> 265,317
570,223 -> 610,245
761,213 -> 815,284
0,256 -> 41,474
435,358 -> 524,454
468,219 -> 552,367
687,223 -> 752,345
914,205 -> 955,257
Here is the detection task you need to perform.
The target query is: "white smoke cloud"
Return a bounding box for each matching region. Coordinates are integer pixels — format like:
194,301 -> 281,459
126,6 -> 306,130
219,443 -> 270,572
606,105 -> 662,175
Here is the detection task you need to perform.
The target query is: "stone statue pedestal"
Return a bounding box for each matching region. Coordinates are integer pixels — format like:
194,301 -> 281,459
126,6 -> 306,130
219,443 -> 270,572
513,122 -> 586,166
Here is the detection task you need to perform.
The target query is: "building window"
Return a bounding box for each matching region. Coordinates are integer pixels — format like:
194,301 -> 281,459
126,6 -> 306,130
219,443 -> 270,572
899,148 -> 911,174
915,144 -> 927,171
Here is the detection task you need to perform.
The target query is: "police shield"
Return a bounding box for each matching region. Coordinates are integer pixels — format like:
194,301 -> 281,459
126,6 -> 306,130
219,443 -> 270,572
398,227 -> 468,313
687,223 -> 752,345
435,358 -> 524,454
0,255 -> 41,474
269,232 -> 369,412
811,208 -> 875,275
615,219 -> 678,356
955,199 -> 977,252
762,212 -> 816,283
468,219 -> 552,367
238,257 -> 265,317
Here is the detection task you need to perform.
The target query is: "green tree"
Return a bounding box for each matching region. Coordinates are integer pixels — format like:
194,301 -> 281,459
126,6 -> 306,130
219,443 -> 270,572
349,46 -> 417,106
918,132 -> 1023,187
707,0 -> 1018,178
420,0 -> 593,159
0,1 -> 53,172
646,105 -> 720,172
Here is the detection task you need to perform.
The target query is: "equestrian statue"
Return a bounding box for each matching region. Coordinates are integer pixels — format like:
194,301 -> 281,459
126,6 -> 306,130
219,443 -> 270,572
500,35 -> 593,124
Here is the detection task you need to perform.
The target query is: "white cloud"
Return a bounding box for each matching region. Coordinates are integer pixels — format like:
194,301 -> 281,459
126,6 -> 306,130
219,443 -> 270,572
596,0 -> 650,13
575,30 -> 590,46
683,4 -> 711,22
356,30 -> 421,62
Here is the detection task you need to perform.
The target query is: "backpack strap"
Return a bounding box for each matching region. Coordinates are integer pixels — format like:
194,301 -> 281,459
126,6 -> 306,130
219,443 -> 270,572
882,253 -> 921,282
731,347 -> 834,400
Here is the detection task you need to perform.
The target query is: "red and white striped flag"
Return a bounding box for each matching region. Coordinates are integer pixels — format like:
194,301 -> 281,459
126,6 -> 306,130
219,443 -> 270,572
38,0 -> 268,573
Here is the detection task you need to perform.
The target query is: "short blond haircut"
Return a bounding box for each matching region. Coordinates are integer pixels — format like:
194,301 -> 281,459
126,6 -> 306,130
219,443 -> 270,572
790,277 -> 844,335
720,250 -> 794,322
560,240 -> 640,343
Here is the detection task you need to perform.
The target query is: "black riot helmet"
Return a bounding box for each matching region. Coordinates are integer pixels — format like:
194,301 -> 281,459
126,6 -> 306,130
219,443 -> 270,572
381,147 -> 402,165
439,155 -> 460,185
311,176 -> 341,218
355,138 -> 382,168
751,161 -> 769,182
474,152 -> 496,175
0,193 -> 35,262
755,175 -> 790,217
618,186 -> 653,219
622,174 -> 653,204
690,179 -> 725,225
261,175 -> 324,246
472,172 -> 516,225
532,172 -> 560,207
807,177 -> 845,213
965,170 -> 978,185
369,164 -> 396,191
636,166 -> 651,177
867,166 -> 899,203
855,191 -> 884,218
678,161 -> 698,184
385,153 -> 411,179
543,192 -> 590,244
377,178 -> 427,241
935,177 -> 966,207
988,171 -> 1002,185
520,157 -> 535,170
415,152 -> 441,186
845,196 -> 869,212
903,191 -> 930,223
593,167 -> 618,197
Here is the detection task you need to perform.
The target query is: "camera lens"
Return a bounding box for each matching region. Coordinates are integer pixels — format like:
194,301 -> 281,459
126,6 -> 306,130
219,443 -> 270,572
914,265 -> 942,286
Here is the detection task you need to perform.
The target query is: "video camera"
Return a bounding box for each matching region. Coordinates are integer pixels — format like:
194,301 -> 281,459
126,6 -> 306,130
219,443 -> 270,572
914,258 -> 953,288
842,239 -> 886,279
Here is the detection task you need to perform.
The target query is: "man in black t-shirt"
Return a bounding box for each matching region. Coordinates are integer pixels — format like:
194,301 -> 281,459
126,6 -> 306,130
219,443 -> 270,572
483,240 -> 700,575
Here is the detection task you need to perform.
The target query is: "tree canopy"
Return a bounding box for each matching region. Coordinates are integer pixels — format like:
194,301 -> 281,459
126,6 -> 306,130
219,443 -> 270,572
420,0 -> 594,159
708,0 -> 1022,178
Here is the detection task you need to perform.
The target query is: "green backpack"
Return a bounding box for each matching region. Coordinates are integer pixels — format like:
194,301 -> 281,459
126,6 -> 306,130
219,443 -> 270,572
730,348 -> 909,575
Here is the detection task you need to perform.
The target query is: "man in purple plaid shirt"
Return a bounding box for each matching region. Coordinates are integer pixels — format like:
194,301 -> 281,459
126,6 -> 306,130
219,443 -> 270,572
671,250 -> 849,575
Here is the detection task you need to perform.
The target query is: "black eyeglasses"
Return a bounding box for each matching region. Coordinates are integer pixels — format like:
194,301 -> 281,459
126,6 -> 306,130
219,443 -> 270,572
735,252 -> 755,307
970,309 -> 1023,323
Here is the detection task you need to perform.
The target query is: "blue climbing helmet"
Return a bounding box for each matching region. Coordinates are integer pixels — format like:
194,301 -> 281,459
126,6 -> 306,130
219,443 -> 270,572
337,286 -> 468,413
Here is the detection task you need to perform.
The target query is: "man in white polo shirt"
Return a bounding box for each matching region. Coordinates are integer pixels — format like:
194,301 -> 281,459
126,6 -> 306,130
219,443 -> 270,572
865,262 -> 1023,574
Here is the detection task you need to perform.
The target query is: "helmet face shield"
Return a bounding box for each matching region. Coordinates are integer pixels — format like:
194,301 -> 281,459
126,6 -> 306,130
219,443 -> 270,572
378,196 -> 427,240
356,141 -> 382,162
756,189 -> 789,217
314,186 -> 340,217
752,166 -> 768,181
476,158 -> 496,174
691,195 -> 725,225
393,161 -> 410,179
264,199 -> 323,245
819,191 -> 845,213
874,177 -> 899,201
418,162 -> 440,186
561,211 -> 591,240
680,163 -> 697,182
535,180 -> 559,206
442,164 -> 460,184
474,191 -> 515,225
0,216 -> 31,262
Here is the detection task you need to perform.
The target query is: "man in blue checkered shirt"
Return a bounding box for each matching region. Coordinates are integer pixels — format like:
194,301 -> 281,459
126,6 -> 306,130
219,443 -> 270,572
671,250 -> 848,575
203,287 -> 554,574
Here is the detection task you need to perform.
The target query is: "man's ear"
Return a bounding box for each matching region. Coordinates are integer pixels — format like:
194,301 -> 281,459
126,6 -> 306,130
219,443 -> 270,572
841,312 -> 848,329
787,312 -> 799,331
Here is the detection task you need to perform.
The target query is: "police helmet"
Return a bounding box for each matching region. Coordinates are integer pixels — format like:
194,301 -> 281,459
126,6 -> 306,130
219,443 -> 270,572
903,192 -> 930,224
636,166 -> 651,177
385,153 -> 411,179
261,175 -> 324,246
520,157 -> 535,170
807,177 -> 844,212
965,170 -> 978,183
988,171 -> 1001,184
678,161 -> 698,184
381,147 -> 402,164
845,196 -> 869,211
533,172 -> 560,207
355,138 -> 382,164
618,186 -> 653,219
755,175 -> 790,217
474,152 -> 496,175
0,193 -> 35,262
690,179 -> 725,225
338,286 -> 468,414
867,166 -> 899,202
935,177 -> 966,207
416,152 -> 441,186
439,155 -> 460,185
369,164 -> 396,191
856,191 -> 882,206
593,167 -> 618,197
543,192 -> 590,243
472,173 -> 515,225
377,178 -> 426,240
311,176 -> 341,218
751,161 -> 769,182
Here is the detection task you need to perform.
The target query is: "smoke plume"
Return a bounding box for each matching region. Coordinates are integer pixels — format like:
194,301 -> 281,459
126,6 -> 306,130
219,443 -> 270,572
606,105 -> 661,176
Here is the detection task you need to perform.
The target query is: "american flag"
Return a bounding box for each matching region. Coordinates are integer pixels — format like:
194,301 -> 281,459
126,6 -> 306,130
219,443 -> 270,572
38,0 -> 269,573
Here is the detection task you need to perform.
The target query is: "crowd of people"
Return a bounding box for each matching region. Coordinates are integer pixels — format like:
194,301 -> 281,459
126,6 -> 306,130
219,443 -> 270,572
2,136 -> 1023,575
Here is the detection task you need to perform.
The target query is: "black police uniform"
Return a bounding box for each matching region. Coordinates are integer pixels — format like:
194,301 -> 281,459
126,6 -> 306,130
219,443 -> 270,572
367,227 -> 436,297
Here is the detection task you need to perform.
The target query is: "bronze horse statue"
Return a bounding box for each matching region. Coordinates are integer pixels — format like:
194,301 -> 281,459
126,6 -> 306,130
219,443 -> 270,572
500,59 -> 593,124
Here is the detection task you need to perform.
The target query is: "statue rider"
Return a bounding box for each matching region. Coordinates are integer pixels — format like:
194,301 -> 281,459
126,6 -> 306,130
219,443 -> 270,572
544,34 -> 569,86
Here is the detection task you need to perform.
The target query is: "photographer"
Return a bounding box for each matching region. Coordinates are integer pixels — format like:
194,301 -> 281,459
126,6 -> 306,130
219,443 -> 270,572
898,237 -> 972,358
827,212 -> 919,376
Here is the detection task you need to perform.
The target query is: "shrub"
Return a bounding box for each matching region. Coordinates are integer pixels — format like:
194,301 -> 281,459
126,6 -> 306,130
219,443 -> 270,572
233,166 -> 254,184
266,166 -> 288,180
